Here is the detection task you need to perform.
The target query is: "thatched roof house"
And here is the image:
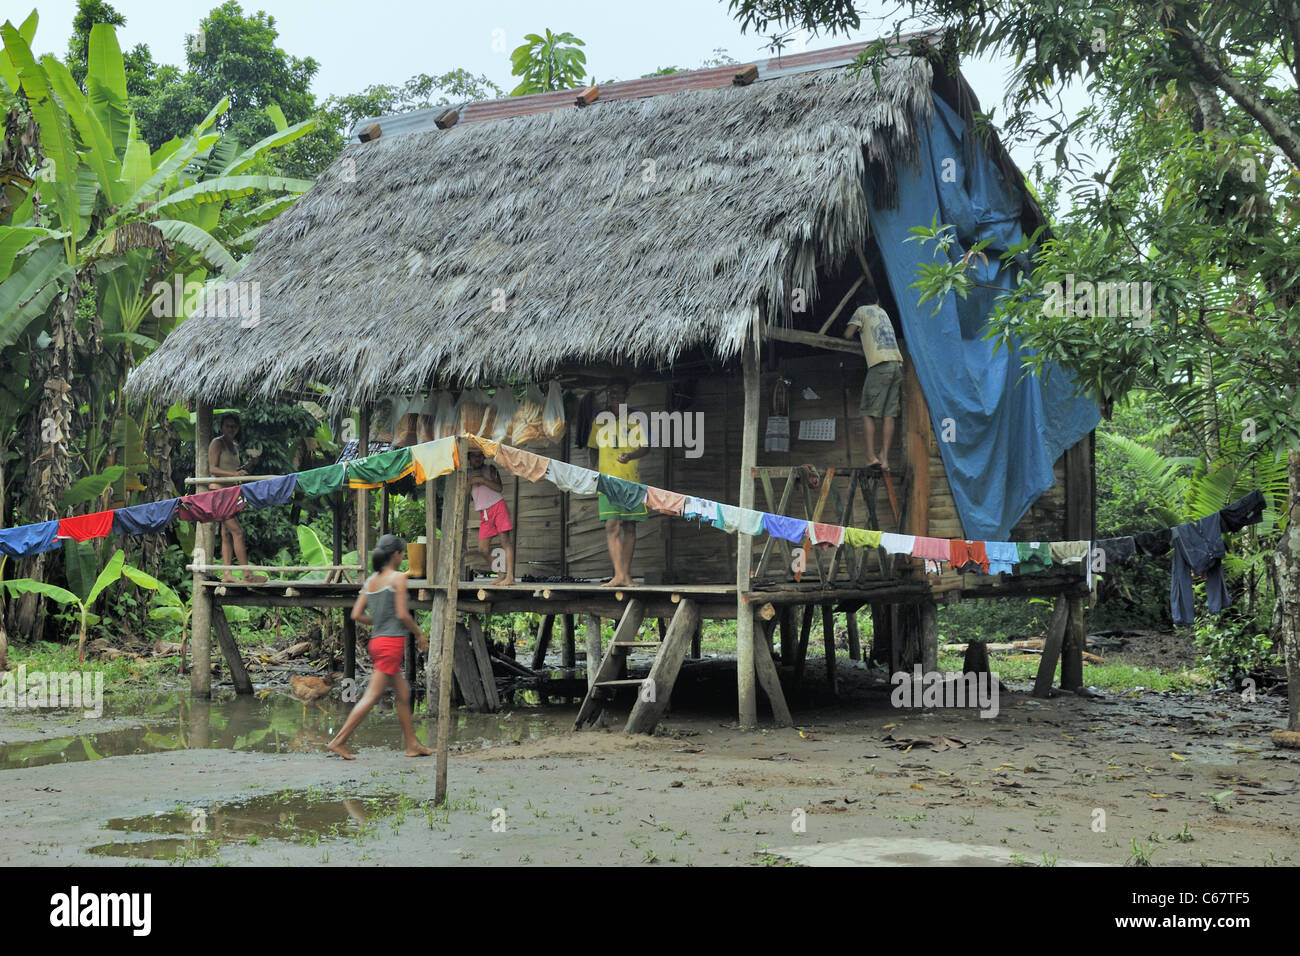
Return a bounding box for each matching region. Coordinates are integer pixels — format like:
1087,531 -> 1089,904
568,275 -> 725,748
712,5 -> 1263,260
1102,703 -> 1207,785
128,34 -> 1031,404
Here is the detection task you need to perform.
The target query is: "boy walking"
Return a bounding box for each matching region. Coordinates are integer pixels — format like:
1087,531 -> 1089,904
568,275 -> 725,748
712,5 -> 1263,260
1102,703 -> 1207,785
844,288 -> 904,472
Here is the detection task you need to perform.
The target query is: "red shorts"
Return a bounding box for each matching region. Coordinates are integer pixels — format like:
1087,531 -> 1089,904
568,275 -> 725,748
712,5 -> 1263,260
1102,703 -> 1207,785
478,499 -> 513,540
368,635 -> 405,675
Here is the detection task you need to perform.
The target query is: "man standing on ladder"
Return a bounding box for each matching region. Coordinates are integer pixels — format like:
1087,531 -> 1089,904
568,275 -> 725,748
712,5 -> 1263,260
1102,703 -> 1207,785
843,287 -> 904,474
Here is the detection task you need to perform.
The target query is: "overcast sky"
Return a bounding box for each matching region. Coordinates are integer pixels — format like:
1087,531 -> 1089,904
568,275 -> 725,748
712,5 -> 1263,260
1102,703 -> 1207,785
22,0 -> 1091,181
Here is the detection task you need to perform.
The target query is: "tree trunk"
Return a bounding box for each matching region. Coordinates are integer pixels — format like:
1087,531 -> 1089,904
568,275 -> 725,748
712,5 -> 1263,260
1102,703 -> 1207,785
1278,448 -> 1300,732
141,400 -> 178,575
12,285 -> 81,643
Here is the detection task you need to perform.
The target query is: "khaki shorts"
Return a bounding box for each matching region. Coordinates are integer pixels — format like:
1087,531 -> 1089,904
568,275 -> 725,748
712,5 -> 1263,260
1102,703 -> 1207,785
860,360 -> 903,418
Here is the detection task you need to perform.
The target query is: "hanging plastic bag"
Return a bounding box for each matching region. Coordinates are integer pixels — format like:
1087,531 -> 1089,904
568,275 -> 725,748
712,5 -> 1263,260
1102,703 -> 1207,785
542,381 -> 566,441
417,393 -> 436,444
431,392 -> 458,439
511,384 -> 546,446
459,387 -> 491,436
391,395 -> 420,447
488,389 -> 517,443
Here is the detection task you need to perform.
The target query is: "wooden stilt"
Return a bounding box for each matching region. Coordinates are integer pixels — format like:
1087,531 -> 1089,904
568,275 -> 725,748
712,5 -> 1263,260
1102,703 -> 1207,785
342,615 -> 356,681
846,608 -> 861,661
794,603 -> 813,685
532,614 -> 555,669
433,437 -> 468,804
356,405 -> 372,566
920,598 -> 938,673
211,603 -> 253,694
752,608 -> 793,726
451,623 -> 488,712
779,605 -> 796,665
821,604 -> 837,692
690,620 -> 701,658
1060,597 -> 1086,691
466,616 -> 500,712
736,338 -> 760,728
190,402 -> 213,698
562,614 -> 576,668
585,614 -> 602,688
1032,597 -> 1070,698
574,599 -> 647,729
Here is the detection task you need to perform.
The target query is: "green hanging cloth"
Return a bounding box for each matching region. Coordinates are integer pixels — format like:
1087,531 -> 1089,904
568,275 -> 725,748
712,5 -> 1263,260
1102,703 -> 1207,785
347,447 -> 415,489
296,464 -> 346,498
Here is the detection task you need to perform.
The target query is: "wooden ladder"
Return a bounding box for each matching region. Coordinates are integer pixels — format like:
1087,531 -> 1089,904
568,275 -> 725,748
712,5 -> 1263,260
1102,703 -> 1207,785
573,598 -> 701,734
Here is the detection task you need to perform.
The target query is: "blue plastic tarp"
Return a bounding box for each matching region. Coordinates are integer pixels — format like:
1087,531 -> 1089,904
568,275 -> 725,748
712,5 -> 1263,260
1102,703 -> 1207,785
866,95 -> 1100,540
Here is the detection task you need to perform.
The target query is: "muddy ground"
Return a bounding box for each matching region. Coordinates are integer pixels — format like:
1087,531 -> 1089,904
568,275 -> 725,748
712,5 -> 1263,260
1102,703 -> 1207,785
0,650 -> 1296,866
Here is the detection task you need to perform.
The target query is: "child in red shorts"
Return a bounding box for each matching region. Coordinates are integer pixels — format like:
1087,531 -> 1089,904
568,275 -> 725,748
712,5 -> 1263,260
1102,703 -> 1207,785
468,447 -> 516,585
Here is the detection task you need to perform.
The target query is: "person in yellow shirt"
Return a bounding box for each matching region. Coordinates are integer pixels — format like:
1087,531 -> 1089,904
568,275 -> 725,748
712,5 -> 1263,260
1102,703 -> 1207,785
587,381 -> 650,588
843,288 -> 904,472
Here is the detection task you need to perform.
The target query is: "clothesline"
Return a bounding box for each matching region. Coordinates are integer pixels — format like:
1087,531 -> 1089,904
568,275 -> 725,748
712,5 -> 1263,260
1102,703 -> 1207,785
0,435 -> 1267,614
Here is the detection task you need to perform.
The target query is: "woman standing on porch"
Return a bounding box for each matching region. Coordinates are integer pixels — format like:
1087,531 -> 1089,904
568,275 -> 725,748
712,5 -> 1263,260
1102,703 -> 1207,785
328,534 -> 434,760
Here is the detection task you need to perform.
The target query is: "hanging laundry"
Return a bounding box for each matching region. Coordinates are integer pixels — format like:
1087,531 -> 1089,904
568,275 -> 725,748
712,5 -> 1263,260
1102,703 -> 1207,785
984,540 -> 1019,574
178,485 -> 245,523
597,473 -> 648,512
1049,540 -> 1090,564
1219,489 -> 1265,532
0,520 -> 61,557
57,510 -> 115,542
494,443 -> 548,482
762,513 -> 808,543
683,496 -> 719,523
547,460 -> 599,495
112,498 -> 179,536
1095,535 -> 1136,567
880,532 -> 915,555
411,437 -> 459,483
240,474 -> 298,510
348,447 -> 415,489
844,527 -> 883,549
949,539 -> 989,574
644,487 -> 686,516
912,536 -> 951,563
809,522 -> 845,548
1170,513 -> 1231,625
1016,541 -> 1052,572
296,463 -> 346,498
1133,528 -> 1171,557
713,505 -> 764,535
465,434 -> 500,459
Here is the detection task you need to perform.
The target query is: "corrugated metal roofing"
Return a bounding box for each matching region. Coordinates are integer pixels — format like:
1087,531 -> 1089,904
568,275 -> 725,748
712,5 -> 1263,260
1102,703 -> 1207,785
348,31 -> 940,141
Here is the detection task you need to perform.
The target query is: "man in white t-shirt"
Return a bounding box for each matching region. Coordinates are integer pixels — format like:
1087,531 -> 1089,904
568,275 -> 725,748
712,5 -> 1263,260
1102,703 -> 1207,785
843,287 -> 904,472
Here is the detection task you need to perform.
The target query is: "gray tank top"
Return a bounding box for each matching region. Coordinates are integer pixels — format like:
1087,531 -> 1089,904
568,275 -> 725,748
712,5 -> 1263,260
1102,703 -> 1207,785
366,584 -> 408,638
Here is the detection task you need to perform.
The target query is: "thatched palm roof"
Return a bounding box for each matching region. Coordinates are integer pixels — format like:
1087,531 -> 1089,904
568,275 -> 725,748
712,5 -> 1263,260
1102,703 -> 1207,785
129,50 -> 943,406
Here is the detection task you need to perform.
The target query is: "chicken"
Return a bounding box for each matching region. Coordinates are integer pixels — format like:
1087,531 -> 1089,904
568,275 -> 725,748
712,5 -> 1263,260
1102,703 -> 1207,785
288,672 -> 341,719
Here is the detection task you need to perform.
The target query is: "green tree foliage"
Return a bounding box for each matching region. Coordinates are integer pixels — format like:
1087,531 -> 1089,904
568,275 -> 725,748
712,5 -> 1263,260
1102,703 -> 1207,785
509,29 -> 587,95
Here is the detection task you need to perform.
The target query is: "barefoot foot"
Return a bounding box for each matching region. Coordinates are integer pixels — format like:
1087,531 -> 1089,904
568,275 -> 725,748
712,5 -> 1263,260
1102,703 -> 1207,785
405,744 -> 435,757
327,740 -> 355,760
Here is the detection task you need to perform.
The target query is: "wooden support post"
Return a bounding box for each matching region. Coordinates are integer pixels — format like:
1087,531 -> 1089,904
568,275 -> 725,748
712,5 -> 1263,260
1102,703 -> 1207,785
736,338 -> 760,727
356,406 -> 371,566
846,608 -> 861,661
425,449 -> 438,575
532,614 -> 555,669
821,604 -> 837,692
920,598 -> 938,673
561,614 -> 576,668
795,603 -> 813,685
1060,597 -> 1086,691
625,599 -> 701,734
467,616 -> 500,712
778,605 -> 796,665
211,603 -> 253,694
752,607 -> 794,726
190,402 -> 213,697
433,437 -> 468,804
342,615 -> 356,680
585,614 -> 602,688
574,600 -> 646,729
1032,597 -> 1070,698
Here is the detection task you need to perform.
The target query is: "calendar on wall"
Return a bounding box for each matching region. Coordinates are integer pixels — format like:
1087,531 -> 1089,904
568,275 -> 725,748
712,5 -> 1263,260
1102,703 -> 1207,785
797,418 -> 836,441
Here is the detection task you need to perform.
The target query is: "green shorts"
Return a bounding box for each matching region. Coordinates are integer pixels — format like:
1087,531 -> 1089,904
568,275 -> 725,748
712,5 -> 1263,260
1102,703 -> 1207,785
860,360 -> 903,418
598,492 -> 648,522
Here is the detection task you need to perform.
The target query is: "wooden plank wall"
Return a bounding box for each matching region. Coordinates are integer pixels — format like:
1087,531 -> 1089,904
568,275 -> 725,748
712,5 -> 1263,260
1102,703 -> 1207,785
474,355 -> 1076,585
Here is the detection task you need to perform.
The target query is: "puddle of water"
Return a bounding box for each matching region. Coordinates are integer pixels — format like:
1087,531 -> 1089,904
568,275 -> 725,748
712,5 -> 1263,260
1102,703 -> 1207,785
0,691 -> 570,771
87,790 -> 406,860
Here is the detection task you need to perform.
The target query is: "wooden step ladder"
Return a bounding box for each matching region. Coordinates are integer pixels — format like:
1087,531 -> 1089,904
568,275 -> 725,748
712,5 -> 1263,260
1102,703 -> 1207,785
573,598 -> 701,734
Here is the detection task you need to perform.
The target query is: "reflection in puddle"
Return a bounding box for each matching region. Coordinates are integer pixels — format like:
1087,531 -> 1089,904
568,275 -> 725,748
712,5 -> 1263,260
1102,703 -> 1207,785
0,691 -> 570,771
87,790 -> 406,859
